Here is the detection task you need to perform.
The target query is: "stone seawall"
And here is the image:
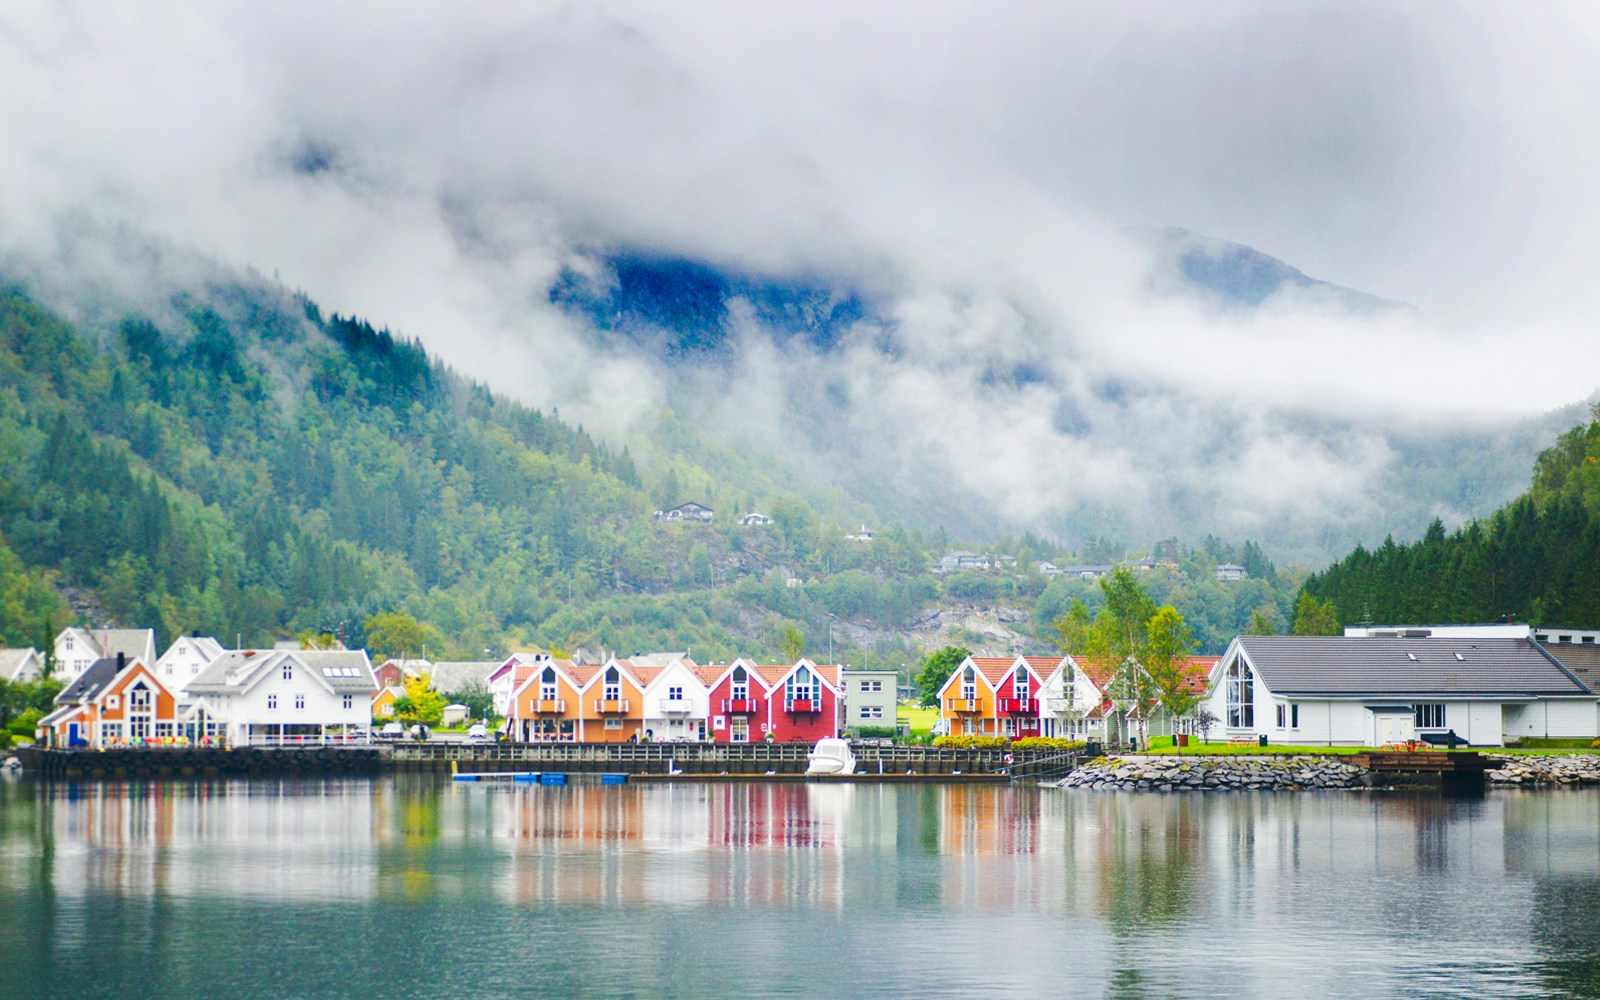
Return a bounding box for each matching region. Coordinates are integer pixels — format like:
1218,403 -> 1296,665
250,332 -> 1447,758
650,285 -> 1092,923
1486,754 -> 1600,786
1060,755 -> 1370,791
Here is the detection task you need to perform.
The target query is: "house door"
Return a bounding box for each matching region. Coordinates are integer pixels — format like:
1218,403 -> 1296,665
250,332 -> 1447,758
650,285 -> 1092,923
1376,714 -> 1414,745
67,722 -> 79,747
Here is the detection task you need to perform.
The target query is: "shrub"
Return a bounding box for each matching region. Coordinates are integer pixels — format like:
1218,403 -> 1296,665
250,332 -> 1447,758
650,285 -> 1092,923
932,735 -> 1010,749
8,708 -> 44,738
1010,737 -> 1087,752
854,726 -> 897,739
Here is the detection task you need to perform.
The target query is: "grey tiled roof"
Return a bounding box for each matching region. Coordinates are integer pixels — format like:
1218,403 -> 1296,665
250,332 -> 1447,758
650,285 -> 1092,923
1238,636 -> 1593,698
425,661 -> 498,694
1540,643 -> 1600,693
0,648 -> 41,681
187,649 -> 376,695
56,658 -> 123,704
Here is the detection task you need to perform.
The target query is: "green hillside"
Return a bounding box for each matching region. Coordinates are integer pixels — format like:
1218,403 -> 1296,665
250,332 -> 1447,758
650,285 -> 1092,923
0,279 -> 1307,665
1304,408 -> 1600,629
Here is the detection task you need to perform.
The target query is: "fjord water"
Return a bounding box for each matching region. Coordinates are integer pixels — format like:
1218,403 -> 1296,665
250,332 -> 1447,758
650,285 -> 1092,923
2,778 -> 1598,999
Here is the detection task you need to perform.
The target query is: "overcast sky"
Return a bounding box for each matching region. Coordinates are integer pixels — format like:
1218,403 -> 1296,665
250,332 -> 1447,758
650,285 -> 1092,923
3,2 -> 1598,548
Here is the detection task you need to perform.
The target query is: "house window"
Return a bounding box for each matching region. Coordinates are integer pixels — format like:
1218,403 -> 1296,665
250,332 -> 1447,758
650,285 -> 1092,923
1276,703 -> 1287,729
1290,704 -> 1299,729
730,716 -> 749,742
961,666 -> 976,702
731,667 -> 748,701
65,636 -> 74,650
604,718 -> 622,730
668,686 -> 684,700
1225,659 -> 1253,728
107,695 -> 119,710
295,694 -> 306,710
540,667 -> 557,702
860,680 -> 881,693
282,663 -> 293,681
1414,703 -> 1446,729
1012,672 -> 1028,697
129,686 -> 151,710
342,695 -> 353,710
788,667 -> 814,704
603,666 -> 621,702
267,694 -> 278,710
101,722 -> 122,742
861,706 -> 883,720
156,723 -> 173,738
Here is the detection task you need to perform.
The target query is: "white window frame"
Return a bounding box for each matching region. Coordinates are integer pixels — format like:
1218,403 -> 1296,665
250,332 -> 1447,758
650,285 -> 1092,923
1414,703 -> 1446,729
267,694 -> 278,710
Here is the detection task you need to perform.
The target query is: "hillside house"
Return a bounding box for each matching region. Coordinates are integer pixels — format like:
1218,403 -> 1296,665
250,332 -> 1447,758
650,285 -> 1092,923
938,552 -> 990,574
0,648 -> 46,683
654,502 -> 714,523
1215,563 -> 1248,581
740,512 -> 773,526
53,628 -> 157,684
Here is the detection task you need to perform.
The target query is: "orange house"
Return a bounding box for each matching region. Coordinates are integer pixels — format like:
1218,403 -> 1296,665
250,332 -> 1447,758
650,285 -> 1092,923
937,656 -> 1002,736
40,654 -> 178,748
574,661 -> 648,743
507,659 -> 585,741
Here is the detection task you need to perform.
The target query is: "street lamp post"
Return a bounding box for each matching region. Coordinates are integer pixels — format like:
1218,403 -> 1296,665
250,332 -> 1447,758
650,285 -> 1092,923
827,613 -> 835,663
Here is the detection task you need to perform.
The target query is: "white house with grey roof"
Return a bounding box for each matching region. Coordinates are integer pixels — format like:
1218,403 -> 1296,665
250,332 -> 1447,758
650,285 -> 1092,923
1201,635 -> 1598,747
0,648 -> 46,683
54,628 -> 157,683
183,649 -> 377,745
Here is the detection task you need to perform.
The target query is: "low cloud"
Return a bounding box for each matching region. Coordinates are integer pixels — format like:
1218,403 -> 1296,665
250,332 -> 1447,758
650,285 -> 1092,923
2,2 -> 1597,558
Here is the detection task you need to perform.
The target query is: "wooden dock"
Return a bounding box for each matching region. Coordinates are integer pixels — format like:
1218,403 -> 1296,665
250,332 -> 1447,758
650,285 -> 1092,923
1351,750 -> 1490,793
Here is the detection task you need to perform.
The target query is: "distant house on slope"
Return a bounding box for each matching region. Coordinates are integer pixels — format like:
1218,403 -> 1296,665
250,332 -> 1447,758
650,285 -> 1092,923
654,502 -> 714,523
1215,563 -> 1248,581
938,552 -> 990,574
740,512 -> 773,526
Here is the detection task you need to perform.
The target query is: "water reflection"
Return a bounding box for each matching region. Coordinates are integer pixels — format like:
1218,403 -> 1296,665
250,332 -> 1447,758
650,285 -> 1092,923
2,777 -> 1599,998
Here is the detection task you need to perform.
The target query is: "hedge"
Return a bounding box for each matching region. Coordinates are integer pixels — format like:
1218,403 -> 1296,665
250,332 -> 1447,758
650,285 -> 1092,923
931,735 -> 1087,751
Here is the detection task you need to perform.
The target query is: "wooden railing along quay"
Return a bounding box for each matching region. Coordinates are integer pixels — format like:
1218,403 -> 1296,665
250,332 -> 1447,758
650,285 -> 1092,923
17,745 -> 384,780
389,742 -> 1081,777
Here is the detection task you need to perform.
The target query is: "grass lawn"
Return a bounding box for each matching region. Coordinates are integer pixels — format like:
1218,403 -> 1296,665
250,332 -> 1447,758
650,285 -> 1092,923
901,704 -> 939,737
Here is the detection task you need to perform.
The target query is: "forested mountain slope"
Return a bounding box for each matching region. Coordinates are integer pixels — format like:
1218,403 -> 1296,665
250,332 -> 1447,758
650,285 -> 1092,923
1303,410 -> 1600,629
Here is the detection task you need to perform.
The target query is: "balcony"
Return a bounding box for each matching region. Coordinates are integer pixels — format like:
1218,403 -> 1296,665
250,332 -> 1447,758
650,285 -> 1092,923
784,697 -> 823,714
1042,697 -> 1075,715
531,698 -> 566,715
998,697 -> 1039,715
721,698 -> 760,714
660,699 -> 692,715
593,698 -> 631,715
945,697 -> 982,714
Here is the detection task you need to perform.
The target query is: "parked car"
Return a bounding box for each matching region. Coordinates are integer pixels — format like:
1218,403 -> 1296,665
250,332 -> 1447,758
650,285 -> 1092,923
466,723 -> 489,743
408,724 -> 431,742
377,722 -> 405,741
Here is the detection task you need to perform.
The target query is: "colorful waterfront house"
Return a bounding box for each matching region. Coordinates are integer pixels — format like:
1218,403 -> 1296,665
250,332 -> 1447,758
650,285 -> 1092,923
638,656 -> 712,742
39,653 -> 178,748
706,658 -> 770,743
575,660 -> 648,742
936,657 -> 1001,736
489,651 -> 555,719
753,659 -> 841,743
992,656 -> 1057,738
506,658 -> 584,741
184,649 -> 378,745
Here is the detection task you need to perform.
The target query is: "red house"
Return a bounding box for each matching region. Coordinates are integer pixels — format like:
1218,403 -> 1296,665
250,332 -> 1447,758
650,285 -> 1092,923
706,658 -> 769,744
758,659 -> 841,743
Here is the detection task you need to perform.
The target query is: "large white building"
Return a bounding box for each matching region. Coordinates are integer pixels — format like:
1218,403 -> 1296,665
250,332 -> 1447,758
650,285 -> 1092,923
1201,634 -> 1597,747
183,648 -> 377,745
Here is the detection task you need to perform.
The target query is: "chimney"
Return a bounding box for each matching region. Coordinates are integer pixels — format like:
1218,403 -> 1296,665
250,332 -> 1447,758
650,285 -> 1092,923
117,651 -> 125,669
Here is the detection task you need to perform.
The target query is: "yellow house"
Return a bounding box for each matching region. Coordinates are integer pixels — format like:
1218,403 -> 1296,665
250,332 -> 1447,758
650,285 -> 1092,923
371,686 -> 401,718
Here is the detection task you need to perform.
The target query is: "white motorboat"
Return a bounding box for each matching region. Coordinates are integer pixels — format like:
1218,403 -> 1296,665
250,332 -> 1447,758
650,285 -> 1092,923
806,738 -> 856,775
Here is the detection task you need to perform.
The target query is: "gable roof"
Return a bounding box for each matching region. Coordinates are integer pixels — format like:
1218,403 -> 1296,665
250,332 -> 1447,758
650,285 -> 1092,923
161,636 -> 225,663
1537,643 -> 1600,695
0,648 -> 42,681
64,628 -> 157,665
187,649 -> 376,696
1234,636 -> 1591,698
425,661 -> 500,693
56,657 -> 126,704
750,661 -> 839,692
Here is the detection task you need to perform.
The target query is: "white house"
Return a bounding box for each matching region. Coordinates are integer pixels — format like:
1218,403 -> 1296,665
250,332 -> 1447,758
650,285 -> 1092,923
183,648 -> 377,745
637,656 -> 712,742
53,628 -> 157,683
1214,563 -> 1248,581
938,551 -> 990,574
0,648 -> 46,683
1200,635 -> 1598,748
155,635 -> 226,690
740,512 -> 773,526
654,502 -> 714,523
